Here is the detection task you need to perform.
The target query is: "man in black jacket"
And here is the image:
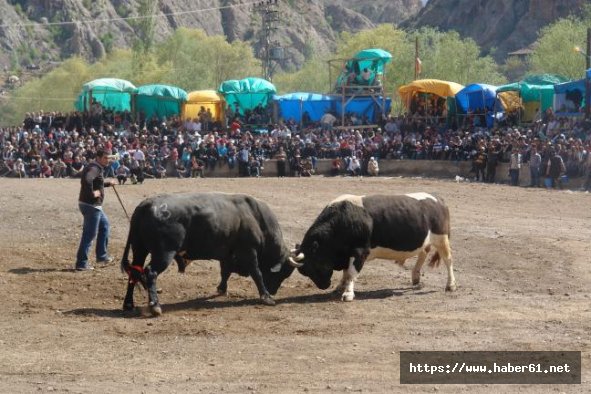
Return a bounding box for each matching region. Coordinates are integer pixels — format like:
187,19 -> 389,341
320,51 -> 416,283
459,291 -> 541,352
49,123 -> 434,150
75,149 -> 116,271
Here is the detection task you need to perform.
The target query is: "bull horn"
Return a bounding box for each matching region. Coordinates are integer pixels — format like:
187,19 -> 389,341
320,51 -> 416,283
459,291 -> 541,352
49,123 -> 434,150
290,249 -> 305,262
287,256 -> 304,268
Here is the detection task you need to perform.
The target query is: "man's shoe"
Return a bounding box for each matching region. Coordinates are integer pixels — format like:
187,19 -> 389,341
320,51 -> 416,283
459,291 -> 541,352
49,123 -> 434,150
96,256 -> 114,265
76,265 -> 95,271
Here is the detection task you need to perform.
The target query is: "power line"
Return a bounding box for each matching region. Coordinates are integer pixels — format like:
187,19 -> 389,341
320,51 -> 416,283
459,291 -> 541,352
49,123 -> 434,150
1,96 -> 76,102
0,1 -> 260,29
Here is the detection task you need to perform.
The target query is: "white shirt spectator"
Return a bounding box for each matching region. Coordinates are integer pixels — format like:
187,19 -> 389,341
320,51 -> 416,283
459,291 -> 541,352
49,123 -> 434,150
133,149 -> 145,162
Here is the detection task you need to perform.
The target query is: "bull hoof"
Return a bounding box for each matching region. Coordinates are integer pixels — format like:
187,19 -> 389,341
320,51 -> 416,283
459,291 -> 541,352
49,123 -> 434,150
150,303 -> 162,316
123,302 -> 135,311
260,295 -> 276,306
412,282 -> 424,290
216,286 -> 227,296
445,284 -> 457,292
342,292 -> 355,302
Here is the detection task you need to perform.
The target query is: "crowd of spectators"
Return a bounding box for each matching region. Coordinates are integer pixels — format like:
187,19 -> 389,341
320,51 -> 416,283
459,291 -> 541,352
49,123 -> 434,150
1,104 -> 591,190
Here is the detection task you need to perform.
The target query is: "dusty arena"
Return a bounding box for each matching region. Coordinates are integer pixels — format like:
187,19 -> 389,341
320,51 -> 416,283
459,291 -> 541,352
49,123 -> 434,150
0,176 -> 589,393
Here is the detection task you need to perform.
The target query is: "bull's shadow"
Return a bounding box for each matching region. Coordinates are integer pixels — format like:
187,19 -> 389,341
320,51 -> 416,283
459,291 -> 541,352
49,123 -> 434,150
63,287 -> 437,318
163,286 -> 436,313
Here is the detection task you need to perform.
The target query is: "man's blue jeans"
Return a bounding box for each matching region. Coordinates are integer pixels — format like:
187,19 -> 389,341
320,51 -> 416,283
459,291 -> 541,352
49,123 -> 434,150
76,202 -> 110,268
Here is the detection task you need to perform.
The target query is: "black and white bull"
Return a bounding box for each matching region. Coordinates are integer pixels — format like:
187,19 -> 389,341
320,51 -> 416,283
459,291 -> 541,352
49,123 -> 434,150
120,192 -> 299,315
290,193 -> 456,301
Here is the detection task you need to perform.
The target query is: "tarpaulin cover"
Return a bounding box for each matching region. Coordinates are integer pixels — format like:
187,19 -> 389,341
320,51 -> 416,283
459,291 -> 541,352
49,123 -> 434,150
351,48 -> 392,75
335,96 -> 391,124
182,90 -> 225,121
455,83 -> 498,112
497,82 -> 556,111
398,79 -> 465,107
553,79 -> 586,115
219,77 -> 276,114
336,48 -> 392,89
274,92 -> 337,122
75,78 -> 136,112
496,75 -> 569,112
274,92 -> 391,123
135,84 -> 188,121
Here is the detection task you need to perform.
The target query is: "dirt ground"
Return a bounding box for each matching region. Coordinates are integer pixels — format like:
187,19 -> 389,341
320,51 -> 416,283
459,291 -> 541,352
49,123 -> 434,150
0,176 -> 589,393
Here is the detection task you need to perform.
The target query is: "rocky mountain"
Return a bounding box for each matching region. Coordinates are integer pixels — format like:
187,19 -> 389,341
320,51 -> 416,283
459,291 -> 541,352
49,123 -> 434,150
0,0 -> 586,75
0,0 -> 422,73
403,0 -> 587,62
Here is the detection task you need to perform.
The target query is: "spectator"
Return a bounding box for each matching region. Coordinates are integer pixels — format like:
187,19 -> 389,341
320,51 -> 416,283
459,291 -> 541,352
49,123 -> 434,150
546,148 -> 566,189
529,146 -> 542,187
275,146 -> 287,177
190,156 -> 205,178
367,156 -> 379,176
12,158 -> 26,178
116,162 -> 131,184
249,155 -> 261,177
472,147 -> 487,182
347,155 -> 361,176
509,147 -> 521,186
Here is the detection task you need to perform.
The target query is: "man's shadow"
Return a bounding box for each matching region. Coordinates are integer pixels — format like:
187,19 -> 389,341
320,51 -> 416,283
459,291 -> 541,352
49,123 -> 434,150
9,267 -> 74,274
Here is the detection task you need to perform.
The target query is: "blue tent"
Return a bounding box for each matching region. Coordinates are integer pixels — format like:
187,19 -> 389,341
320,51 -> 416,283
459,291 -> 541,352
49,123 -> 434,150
274,93 -> 391,123
455,84 -> 498,113
336,96 -> 391,124
274,92 -> 337,122
553,79 -> 586,116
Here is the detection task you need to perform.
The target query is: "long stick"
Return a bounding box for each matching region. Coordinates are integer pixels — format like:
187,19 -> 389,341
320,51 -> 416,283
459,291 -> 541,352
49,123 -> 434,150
111,184 -> 130,222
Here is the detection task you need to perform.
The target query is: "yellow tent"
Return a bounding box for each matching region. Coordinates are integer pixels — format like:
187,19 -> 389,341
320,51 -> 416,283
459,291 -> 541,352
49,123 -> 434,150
398,79 -> 465,108
182,90 -> 225,121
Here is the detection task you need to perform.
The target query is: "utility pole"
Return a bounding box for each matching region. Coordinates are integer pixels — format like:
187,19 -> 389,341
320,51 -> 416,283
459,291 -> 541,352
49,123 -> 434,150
586,27 -> 591,119
414,37 -> 419,81
253,0 -> 281,81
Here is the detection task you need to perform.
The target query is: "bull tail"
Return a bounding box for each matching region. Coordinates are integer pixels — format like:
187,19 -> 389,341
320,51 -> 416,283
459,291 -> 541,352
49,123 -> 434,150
120,226 -> 132,274
427,251 -> 441,268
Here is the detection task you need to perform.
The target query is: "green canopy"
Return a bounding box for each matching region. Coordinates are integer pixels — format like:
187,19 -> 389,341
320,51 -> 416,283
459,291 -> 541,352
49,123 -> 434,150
135,84 -> 188,121
75,78 -> 137,112
496,74 -> 570,112
336,48 -> 392,89
218,77 -> 276,114
352,48 -> 392,75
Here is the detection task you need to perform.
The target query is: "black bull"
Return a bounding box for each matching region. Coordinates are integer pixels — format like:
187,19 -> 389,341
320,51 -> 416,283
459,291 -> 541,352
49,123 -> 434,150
120,193 -> 300,315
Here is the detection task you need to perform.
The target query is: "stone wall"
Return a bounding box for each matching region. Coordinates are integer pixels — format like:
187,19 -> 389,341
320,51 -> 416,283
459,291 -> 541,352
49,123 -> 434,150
185,159 -> 586,189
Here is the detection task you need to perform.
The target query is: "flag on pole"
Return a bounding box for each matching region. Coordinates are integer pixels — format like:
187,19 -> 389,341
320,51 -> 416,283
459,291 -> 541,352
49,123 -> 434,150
415,57 -> 422,76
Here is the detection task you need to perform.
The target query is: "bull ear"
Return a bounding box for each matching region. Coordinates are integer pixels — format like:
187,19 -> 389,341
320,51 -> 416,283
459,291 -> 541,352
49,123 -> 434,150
270,262 -> 282,273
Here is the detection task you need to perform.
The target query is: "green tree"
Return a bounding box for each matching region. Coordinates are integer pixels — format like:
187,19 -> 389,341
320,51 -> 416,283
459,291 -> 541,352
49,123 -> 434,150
0,57 -> 92,124
405,28 -> 506,86
273,58 -> 328,94
329,25 -> 505,97
529,14 -> 591,80
130,0 -> 158,75
155,28 -> 260,90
